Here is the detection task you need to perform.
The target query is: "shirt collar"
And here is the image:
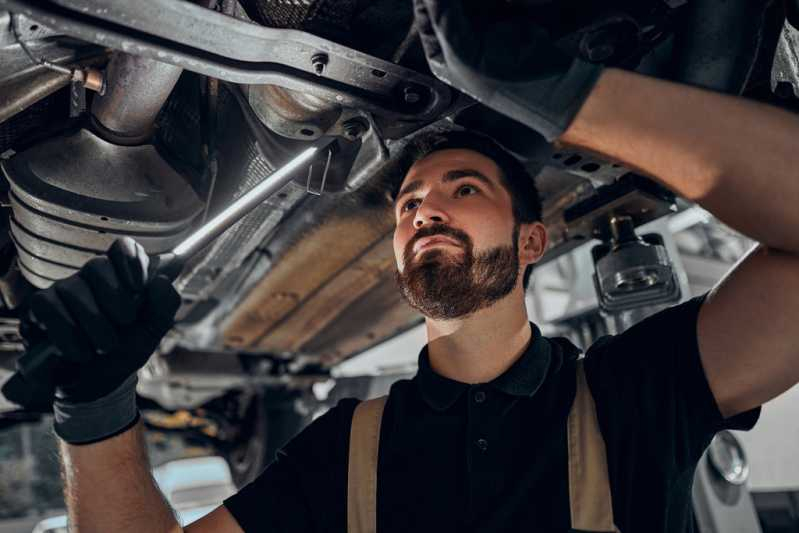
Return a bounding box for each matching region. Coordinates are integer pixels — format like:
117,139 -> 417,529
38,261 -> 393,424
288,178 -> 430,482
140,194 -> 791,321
415,323 -> 581,412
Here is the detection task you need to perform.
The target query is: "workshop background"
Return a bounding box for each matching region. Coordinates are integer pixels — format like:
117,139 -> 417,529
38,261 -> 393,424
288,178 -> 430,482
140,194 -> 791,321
1,0 -> 799,531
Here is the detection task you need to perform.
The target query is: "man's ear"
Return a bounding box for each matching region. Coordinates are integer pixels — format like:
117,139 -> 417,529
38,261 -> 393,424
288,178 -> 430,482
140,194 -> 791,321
518,222 -> 548,266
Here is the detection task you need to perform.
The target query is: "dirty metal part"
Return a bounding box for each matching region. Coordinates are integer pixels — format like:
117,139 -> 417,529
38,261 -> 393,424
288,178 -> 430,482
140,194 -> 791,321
533,173 -> 676,269
173,79 -> 364,315
0,36 -> 106,122
91,52 -> 184,143
2,128 -> 203,287
562,175 -> 676,242
1,64 -> 105,124
0,68 -> 70,124
310,52 -> 328,76
177,86 -> 311,301
255,235 -> 396,353
0,0 -> 452,130
226,82 -> 361,193
547,147 -> 630,185
305,274 -> 419,369
8,10 -> 106,92
341,117 -> 369,140
222,208 -> 394,350
177,97 -> 389,329
342,112 -> 389,191
772,16 -> 799,98
247,84 -> 341,141
0,12 -> 60,45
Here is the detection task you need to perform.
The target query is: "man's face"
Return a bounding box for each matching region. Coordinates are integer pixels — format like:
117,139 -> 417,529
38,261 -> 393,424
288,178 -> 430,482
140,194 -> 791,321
392,148 -> 524,320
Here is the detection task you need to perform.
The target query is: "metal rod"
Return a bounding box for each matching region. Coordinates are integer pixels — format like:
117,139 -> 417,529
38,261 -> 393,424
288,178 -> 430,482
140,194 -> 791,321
172,145 -> 321,258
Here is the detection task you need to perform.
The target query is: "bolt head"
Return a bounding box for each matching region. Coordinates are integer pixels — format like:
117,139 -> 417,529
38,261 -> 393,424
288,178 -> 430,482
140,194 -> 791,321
311,53 -> 328,75
403,87 -> 421,104
341,119 -> 367,140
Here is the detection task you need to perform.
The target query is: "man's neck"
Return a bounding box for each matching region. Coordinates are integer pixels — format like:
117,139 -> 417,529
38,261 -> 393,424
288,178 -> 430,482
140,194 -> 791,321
424,287 -> 533,384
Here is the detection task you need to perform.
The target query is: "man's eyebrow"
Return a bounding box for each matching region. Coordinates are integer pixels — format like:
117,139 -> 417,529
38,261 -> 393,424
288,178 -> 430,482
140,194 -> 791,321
395,169 -> 495,204
442,169 -> 495,189
396,180 -> 422,203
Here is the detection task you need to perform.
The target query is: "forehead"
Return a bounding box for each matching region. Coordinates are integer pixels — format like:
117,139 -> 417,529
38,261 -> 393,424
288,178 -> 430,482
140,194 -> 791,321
400,148 -> 503,191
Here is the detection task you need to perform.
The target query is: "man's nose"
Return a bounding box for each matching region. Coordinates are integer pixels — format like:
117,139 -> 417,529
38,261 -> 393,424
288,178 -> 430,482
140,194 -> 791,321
413,195 -> 450,229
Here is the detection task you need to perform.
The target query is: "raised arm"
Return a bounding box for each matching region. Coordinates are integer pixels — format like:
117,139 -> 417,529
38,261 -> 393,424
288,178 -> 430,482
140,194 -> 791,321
61,418 -> 244,532
561,68 -> 799,417
60,420 -> 182,532
12,237 -> 205,532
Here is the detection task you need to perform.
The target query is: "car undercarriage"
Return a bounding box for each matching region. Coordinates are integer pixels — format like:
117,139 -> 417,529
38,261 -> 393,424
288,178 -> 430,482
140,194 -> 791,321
0,0 -> 798,487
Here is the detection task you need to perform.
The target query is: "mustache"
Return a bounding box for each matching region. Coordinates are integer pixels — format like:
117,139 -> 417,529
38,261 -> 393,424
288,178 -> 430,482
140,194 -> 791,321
404,225 -> 472,265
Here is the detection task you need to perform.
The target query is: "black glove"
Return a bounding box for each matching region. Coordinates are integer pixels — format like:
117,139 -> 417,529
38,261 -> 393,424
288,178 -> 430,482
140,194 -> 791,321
19,237 -> 181,444
413,0 -> 603,141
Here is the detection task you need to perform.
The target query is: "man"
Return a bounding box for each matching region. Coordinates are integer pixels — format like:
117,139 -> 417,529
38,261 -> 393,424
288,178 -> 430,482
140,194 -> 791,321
17,3 -> 799,533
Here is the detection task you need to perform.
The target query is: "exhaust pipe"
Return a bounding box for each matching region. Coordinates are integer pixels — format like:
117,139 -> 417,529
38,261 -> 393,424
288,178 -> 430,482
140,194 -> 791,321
1,51 -> 201,289
91,52 -> 184,144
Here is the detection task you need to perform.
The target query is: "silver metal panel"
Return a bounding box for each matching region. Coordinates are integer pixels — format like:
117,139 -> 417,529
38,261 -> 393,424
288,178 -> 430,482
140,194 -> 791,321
3,129 -> 202,230
9,197 -> 193,253
14,242 -> 76,281
10,217 -> 97,267
2,128 -> 203,285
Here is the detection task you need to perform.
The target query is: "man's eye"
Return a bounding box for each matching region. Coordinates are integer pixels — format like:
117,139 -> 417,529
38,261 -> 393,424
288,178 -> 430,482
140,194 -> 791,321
456,184 -> 478,197
401,198 -> 420,212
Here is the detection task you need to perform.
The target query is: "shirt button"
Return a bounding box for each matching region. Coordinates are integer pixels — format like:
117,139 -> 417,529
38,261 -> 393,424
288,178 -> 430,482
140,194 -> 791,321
476,438 -> 488,451
474,390 -> 486,403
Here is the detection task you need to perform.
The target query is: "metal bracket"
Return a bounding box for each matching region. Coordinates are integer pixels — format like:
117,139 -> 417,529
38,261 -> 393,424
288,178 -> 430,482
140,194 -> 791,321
306,148 -> 332,196
0,0 -> 452,129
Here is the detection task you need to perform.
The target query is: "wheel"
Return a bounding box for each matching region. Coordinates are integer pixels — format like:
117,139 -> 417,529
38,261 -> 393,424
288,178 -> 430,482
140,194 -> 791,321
224,388 -> 310,488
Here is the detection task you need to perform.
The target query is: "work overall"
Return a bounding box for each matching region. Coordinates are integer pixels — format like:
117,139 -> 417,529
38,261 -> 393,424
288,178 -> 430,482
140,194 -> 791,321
347,360 -> 621,533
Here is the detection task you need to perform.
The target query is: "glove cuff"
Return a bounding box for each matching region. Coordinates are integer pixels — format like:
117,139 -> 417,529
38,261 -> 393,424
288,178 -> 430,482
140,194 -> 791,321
500,60 -> 604,142
53,374 -> 140,445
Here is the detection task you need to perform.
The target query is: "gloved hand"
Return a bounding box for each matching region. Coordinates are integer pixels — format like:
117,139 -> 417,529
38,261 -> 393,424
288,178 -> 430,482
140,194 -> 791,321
19,237 -> 181,444
413,0 -> 604,141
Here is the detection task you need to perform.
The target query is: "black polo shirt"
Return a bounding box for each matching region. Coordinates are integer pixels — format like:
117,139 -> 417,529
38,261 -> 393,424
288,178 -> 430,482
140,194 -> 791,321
223,293 -> 759,532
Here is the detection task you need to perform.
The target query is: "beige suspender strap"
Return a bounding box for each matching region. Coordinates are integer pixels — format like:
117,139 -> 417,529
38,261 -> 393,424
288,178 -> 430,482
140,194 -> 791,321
346,364 -> 619,533
568,360 -> 620,532
347,396 -> 387,533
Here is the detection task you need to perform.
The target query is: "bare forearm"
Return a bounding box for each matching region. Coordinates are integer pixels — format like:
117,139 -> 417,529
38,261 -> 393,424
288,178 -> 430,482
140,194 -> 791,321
59,420 -> 181,533
562,68 -> 799,254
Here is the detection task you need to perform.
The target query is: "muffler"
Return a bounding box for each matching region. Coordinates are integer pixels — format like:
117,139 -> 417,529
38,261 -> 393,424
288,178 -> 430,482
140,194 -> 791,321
1,52 -> 203,288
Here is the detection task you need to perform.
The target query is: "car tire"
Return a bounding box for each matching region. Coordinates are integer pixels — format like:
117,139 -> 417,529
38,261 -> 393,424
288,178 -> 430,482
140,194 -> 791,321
224,388 -> 310,488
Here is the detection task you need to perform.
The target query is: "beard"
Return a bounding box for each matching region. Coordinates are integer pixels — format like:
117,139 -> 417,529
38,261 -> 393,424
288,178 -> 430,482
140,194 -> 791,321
395,224 -> 520,320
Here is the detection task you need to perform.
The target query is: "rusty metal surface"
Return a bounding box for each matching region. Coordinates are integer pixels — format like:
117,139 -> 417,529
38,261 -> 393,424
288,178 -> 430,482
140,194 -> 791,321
303,272 -> 419,368
248,84 -> 341,140
222,206 -> 394,350
255,235 -> 396,353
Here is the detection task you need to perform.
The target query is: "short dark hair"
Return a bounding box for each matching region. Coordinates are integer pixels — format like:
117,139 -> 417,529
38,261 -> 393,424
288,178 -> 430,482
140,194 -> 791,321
389,130 -> 543,289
